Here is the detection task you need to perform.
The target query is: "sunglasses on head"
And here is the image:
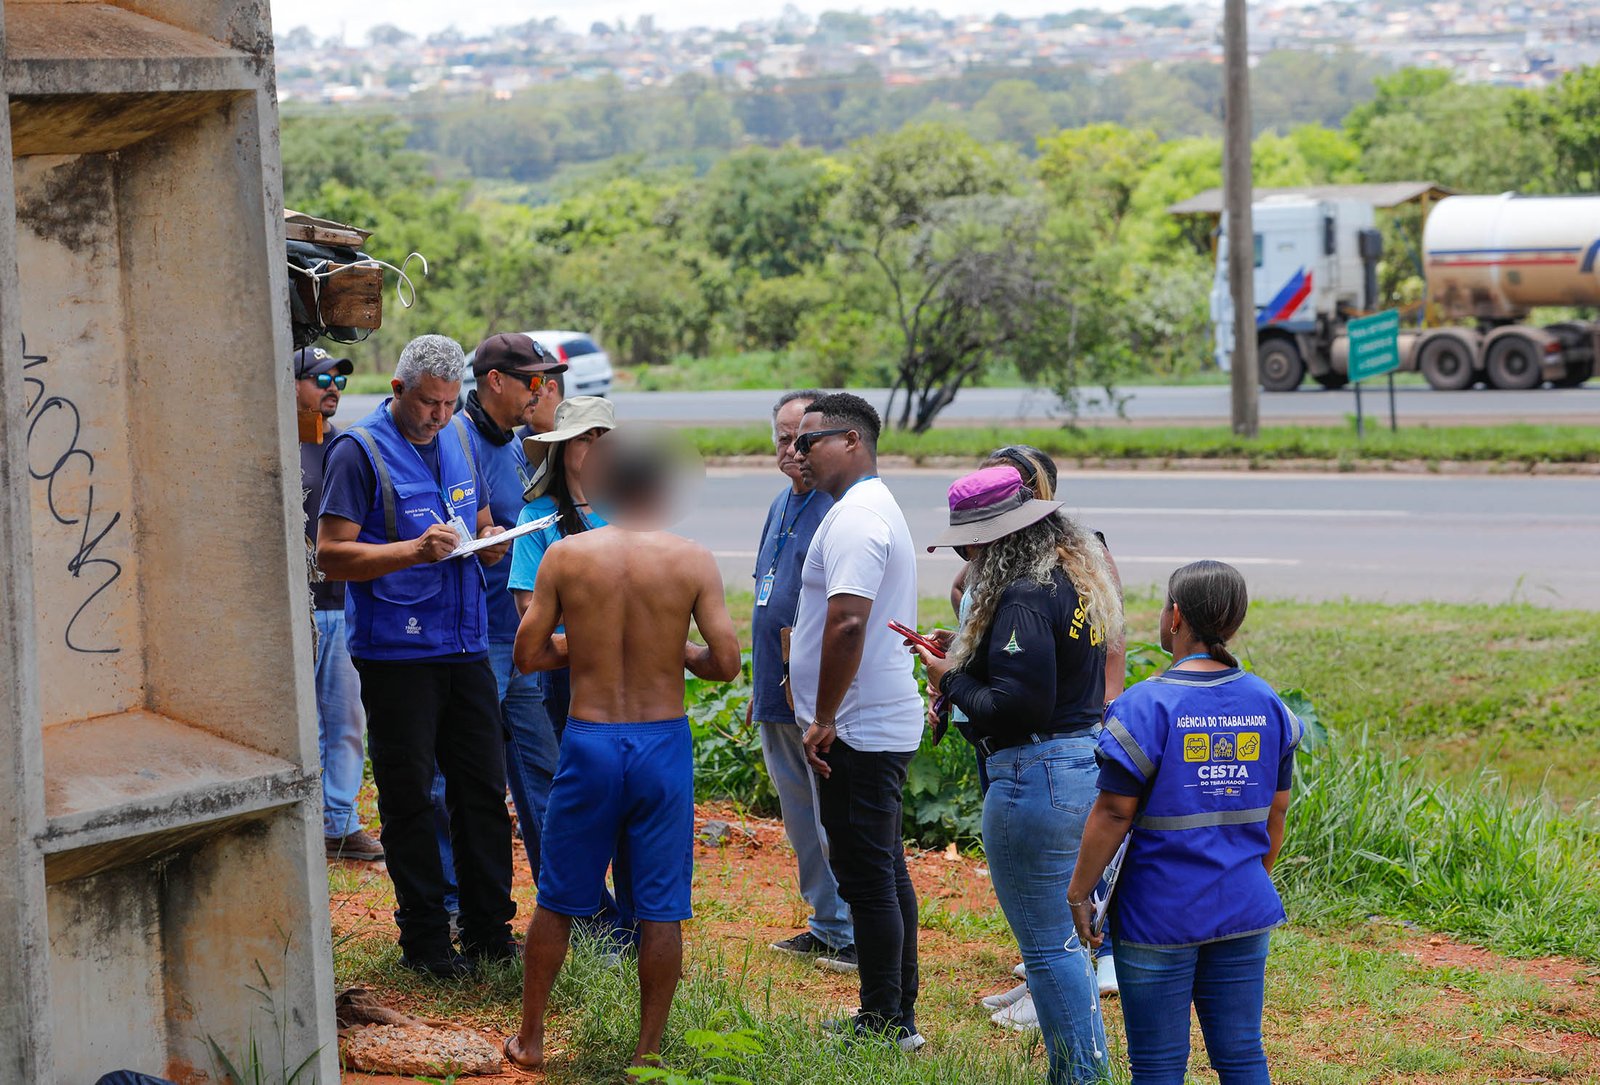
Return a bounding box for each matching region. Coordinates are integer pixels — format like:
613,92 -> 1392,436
313,373 -> 348,390
794,428 -> 850,456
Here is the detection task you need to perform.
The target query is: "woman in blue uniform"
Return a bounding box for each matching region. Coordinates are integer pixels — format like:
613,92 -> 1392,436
1067,560 -> 1300,1085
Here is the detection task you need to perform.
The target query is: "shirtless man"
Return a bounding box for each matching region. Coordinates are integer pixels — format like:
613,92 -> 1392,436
506,431 -> 741,1073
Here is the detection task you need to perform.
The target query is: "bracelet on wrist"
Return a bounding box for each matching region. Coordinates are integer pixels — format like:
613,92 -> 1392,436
1067,896 -> 1090,908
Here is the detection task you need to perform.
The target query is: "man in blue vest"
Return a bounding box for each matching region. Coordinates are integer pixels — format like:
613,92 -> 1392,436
317,333 -> 517,977
460,332 -> 567,878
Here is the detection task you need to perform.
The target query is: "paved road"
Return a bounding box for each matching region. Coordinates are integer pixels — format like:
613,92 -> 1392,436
680,469 -> 1600,609
340,382 -> 1600,428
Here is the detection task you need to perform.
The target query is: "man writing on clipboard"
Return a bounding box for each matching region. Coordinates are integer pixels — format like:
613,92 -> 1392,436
317,333 -> 517,979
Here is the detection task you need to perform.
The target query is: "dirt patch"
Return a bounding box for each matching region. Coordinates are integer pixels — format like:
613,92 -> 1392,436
1394,930 -> 1600,991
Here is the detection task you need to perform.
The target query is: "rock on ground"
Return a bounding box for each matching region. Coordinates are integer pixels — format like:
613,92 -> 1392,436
340,1024 -> 502,1077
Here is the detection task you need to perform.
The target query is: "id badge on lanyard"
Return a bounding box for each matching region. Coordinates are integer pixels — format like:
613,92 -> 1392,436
756,570 -> 776,607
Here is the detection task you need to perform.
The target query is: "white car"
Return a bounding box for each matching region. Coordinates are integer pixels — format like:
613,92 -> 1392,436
461,330 -> 614,401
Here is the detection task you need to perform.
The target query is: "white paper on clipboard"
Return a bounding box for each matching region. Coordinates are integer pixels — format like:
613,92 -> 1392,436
445,511 -> 558,558
1091,835 -> 1131,937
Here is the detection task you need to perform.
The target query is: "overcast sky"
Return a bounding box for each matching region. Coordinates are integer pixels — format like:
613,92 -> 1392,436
270,0 -> 1149,44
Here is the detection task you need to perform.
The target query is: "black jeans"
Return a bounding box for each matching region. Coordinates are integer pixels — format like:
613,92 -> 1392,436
354,657 -> 515,958
818,738 -> 919,1033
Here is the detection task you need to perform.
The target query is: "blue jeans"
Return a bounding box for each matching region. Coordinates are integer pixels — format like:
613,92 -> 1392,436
489,641 -> 559,876
982,732 -> 1109,1085
758,720 -> 853,948
1113,931 -> 1272,1085
314,609 -> 367,839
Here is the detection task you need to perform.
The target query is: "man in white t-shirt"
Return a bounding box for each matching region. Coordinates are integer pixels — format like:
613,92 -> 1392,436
792,392 -> 926,1053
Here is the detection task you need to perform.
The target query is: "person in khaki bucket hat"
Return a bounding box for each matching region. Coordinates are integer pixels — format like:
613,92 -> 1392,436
520,396 -> 616,502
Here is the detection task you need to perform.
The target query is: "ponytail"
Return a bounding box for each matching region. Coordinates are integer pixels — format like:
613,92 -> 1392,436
1167,561 -> 1249,667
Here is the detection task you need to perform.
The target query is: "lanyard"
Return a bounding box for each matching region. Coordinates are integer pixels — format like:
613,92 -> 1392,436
768,490 -> 816,571
842,473 -> 879,497
1168,652 -> 1216,670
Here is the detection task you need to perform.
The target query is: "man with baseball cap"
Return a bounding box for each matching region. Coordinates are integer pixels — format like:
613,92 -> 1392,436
294,345 -> 383,862
460,332 -> 569,878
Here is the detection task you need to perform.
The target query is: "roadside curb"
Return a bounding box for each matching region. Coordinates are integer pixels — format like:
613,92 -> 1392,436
703,455 -> 1600,476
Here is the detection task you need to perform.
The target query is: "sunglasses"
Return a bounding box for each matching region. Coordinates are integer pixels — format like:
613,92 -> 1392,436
494,368 -> 540,389
313,373 -> 348,390
794,428 -> 850,456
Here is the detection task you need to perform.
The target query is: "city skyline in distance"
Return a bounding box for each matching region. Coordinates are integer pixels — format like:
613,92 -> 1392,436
271,0 -> 1166,45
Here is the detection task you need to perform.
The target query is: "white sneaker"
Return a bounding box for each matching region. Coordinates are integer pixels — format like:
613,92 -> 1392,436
1096,955 -> 1119,997
980,981 -> 1030,1011
1011,961 -> 1028,980
897,1030 -> 927,1053
991,992 -> 1039,1032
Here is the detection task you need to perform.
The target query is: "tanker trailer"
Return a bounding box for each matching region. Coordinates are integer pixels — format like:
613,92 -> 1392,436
1416,194 -> 1600,389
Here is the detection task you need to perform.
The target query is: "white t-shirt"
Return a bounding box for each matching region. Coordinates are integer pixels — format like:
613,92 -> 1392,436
790,476 -> 924,753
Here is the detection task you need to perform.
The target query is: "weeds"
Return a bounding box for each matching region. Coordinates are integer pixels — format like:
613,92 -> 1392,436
204,929 -> 322,1085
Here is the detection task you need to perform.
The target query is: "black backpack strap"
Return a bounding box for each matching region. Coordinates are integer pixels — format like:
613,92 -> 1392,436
349,426 -> 398,543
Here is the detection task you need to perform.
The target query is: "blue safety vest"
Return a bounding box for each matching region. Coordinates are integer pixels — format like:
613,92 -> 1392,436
1098,668 -> 1302,948
334,402 -> 488,661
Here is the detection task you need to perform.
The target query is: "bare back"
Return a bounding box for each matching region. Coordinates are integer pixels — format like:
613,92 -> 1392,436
538,526 -> 735,722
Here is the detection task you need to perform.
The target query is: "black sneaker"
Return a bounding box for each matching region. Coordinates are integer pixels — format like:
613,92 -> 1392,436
815,943 -> 859,973
770,931 -> 832,959
399,949 -> 470,980
822,1015 -> 926,1052
463,938 -> 522,970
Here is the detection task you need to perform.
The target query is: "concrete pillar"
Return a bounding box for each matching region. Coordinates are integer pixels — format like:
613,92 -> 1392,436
0,0 -> 338,1080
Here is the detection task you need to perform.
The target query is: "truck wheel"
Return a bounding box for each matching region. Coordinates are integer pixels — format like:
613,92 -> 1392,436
1259,339 -> 1305,392
1484,334 -> 1544,390
1418,335 -> 1476,391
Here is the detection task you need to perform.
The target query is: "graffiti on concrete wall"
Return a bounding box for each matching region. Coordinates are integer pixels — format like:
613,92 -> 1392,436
21,334 -> 124,654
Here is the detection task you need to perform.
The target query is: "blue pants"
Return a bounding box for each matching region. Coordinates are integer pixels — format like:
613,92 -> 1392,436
758,720 -> 853,948
314,609 -> 367,839
982,733 -> 1109,1085
430,643 -> 559,913
491,640 -> 559,876
539,717 -> 694,922
1113,931 -> 1272,1085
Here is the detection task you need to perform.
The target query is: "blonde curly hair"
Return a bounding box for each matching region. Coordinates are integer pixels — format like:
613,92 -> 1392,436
948,511 -> 1123,671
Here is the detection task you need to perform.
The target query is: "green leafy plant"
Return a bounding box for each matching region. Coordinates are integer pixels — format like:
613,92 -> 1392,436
627,1027 -> 764,1085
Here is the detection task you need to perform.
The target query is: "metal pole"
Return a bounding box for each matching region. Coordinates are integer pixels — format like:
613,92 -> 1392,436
1387,372 -> 1398,432
1355,380 -> 1364,439
1224,0 -> 1258,437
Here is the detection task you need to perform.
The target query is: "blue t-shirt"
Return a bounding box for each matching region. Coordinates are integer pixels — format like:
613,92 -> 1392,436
749,485 -> 833,724
465,431 -> 530,644
1097,666 -> 1301,948
506,496 -> 607,633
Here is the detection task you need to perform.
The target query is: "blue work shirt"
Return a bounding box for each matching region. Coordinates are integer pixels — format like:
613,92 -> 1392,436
460,394 -> 533,643
506,496 -> 607,634
1097,666 -> 1302,948
749,484 -> 833,725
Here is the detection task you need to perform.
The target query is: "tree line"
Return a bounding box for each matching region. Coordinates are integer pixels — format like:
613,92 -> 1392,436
282,64 -> 1600,429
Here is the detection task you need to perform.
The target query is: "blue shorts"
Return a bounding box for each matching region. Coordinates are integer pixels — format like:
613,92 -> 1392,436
537,716 -> 694,923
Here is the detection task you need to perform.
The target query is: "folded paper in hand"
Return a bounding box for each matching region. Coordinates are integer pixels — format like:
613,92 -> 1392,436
446,511 -> 558,559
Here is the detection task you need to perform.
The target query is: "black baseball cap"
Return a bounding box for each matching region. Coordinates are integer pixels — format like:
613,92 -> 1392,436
293,345 -> 354,379
472,333 -> 568,379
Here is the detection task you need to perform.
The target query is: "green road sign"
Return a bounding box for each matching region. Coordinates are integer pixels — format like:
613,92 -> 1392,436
1347,309 -> 1401,383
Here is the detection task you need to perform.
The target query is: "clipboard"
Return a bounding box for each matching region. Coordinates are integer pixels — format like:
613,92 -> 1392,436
445,511 -> 557,559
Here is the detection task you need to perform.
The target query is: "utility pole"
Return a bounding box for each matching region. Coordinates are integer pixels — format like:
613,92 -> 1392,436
1224,0 -> 1258,437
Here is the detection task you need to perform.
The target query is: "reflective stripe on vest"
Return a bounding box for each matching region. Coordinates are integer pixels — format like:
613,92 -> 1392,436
1135,805 -> 1273,831
351,416 -> 479,544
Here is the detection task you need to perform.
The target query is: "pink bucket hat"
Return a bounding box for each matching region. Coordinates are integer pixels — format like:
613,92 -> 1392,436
926,465 -> 1064,552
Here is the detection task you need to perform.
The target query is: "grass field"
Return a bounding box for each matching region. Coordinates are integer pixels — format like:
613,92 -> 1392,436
331,593 -> 1600,1082
687,422 -> 1600,467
